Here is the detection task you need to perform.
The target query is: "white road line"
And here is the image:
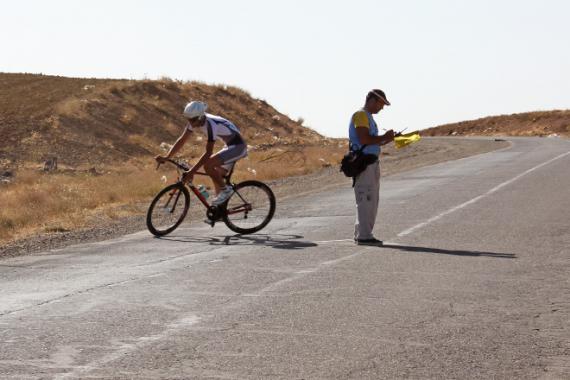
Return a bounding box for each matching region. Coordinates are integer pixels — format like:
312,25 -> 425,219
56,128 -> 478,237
55,315 -> 201,380
397,151 -> 570,237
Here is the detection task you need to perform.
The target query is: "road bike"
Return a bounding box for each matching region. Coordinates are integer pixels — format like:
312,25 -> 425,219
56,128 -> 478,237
146,158 -> 276,236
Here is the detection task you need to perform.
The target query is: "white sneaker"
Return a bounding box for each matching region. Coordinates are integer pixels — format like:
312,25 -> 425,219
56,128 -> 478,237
212,186 -> 234,206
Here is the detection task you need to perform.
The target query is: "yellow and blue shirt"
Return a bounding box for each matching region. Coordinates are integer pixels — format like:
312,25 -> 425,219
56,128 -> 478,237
348,109 -> 380,156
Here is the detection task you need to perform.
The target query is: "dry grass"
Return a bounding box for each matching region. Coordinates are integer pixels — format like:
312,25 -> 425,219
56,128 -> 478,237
54,97 -> 89,118
238,145 -> 345,180
0,164 -> 165,242
0,143 -> 346,244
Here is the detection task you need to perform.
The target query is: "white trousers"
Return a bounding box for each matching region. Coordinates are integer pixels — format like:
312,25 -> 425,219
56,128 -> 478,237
353,161 -> 380,240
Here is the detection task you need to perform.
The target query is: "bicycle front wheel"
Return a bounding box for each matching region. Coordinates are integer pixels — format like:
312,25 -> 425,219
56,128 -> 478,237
223,180 -> 276,234
146,183 -> 190,236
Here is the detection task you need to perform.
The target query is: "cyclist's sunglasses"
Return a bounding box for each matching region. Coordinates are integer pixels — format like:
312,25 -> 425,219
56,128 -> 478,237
187,116 -> 202,125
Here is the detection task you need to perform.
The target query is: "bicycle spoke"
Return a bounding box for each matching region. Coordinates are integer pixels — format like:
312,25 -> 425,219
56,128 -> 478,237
147,184 -> 190,236
169,190 -> 182,213
223,181 -> 275,234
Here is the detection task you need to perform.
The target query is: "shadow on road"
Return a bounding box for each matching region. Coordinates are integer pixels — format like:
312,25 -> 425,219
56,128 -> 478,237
382,244 -> 516,259
158,233 -> 318,250
155,235 -> 512,258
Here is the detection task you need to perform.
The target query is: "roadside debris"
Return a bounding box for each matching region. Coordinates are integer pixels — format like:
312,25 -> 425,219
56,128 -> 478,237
43,157 -> 58,172
0,171 -> 13,184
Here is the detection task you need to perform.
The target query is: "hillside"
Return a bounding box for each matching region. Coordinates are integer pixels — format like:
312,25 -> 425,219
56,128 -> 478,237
423,110 -> 570,137
0,73 -> 328,169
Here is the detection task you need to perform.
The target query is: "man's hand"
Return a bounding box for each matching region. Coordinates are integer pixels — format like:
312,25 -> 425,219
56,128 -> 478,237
384,129 -> 395,141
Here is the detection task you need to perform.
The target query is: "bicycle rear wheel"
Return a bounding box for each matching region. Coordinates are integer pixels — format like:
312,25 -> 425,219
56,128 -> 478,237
223,180 -> 276,234
146,183 -> 190,236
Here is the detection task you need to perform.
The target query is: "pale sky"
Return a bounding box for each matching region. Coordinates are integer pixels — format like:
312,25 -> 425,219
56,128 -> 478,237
2,0 -> 569,137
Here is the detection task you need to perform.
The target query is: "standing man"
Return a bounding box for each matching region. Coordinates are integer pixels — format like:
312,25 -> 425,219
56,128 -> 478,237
348,89 -> 395,245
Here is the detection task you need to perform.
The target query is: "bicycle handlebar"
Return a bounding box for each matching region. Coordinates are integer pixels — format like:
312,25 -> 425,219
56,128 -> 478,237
155,158 -> 208,177
156,158 -> 190,171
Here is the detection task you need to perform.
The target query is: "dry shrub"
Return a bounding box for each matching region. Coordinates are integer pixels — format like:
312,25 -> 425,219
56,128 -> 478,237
119,108 -> 138,125
54,97 -> 89,118
129,134 -> 158,151
21,131 -> 43,146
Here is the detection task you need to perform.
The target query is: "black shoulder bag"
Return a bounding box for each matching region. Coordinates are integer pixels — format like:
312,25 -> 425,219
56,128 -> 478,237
340,144 -> 377,181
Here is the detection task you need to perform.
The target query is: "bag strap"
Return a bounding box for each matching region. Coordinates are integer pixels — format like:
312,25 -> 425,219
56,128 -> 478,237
349,142 -> 367,153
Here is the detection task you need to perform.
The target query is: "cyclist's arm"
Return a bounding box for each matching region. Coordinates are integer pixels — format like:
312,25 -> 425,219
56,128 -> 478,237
189,140 -> 215,173
165,128 -> 192,159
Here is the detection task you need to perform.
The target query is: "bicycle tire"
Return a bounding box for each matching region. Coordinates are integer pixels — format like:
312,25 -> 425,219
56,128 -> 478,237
223,180 -> 276,234
146,183 -> 190,236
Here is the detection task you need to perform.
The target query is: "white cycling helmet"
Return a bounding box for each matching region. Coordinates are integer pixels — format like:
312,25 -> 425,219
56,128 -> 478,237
183,101 -> 208,119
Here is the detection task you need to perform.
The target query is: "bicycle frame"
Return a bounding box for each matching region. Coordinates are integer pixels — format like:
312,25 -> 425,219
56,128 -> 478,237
159,158 -> 252,215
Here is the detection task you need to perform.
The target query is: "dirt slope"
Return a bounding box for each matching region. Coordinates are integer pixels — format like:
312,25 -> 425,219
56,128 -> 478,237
0,73 -> 326,169
423,110 -> 570,137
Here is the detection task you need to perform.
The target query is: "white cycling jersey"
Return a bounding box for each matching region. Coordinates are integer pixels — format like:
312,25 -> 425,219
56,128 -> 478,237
186,113 -> 243,145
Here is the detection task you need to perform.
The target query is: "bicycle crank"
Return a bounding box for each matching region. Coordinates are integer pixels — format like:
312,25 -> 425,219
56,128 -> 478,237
206,205 -> 224,224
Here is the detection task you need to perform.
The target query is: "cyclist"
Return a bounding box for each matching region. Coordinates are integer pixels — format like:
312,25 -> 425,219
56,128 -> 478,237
155,101 -> 248,205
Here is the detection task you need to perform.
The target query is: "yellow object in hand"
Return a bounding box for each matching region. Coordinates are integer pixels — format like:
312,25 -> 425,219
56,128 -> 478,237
394,131 -> 421,149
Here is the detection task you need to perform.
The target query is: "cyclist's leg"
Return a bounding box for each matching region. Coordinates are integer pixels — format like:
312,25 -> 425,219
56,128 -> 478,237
209,144 -> 247,175
221,144 -> 247,167
207,144 -> 247,201
203,155 -> 226,194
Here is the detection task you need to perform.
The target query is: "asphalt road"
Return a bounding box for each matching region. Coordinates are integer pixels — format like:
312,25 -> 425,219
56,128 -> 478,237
1,137 -> 569,379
